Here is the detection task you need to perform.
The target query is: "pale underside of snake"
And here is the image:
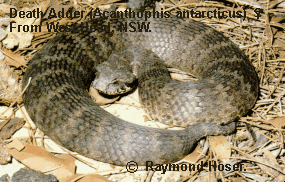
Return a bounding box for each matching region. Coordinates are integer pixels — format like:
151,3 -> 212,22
22,16 -> 258,166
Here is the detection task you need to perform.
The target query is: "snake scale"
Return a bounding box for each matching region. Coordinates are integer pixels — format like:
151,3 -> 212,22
22,14 -> 258,166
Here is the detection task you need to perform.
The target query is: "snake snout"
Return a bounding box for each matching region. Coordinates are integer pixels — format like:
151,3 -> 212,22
92,69 -> 136,95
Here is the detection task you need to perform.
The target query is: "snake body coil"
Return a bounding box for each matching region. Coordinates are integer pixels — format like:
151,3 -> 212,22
22,16 -> 258,166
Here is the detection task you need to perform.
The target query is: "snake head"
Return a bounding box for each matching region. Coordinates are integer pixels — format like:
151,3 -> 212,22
92,61 -> 136,95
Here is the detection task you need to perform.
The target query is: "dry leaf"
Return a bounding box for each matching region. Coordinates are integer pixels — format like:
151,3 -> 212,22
3,49 -> 26,67
6,140 -> 76,181
265,24 -> 273,47
194,172 -> 216,182
272,39 -> 285,50
182,145 -> 205,176
6,139 -> 25,151
39,0 -> 51,17
208,136 -> 231,162
62,174 -> 113,182
3,3 -> 49,49
280,51 -> 285,59
143,114 -> 151,121
256,149 -> 285,181
0,4 -> 17,15
268,116 -> 285,128
0,140 -> 11,165
0,56 -> 22,105
230,177 -> 245,182
0,118 -> 25,140
183,145 -> 203,163
43,5 -> 73,19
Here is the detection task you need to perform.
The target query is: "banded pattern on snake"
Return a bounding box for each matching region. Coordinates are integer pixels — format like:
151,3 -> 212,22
22,15 -> 258,166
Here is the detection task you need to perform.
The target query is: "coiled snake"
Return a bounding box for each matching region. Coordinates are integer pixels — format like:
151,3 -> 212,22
22,15 -> 258,166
